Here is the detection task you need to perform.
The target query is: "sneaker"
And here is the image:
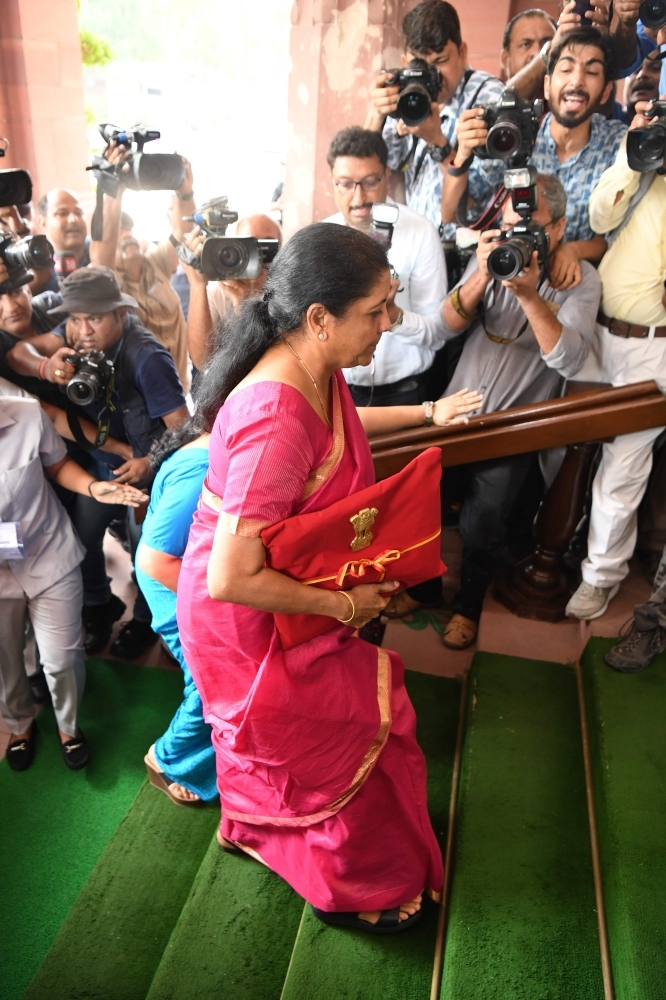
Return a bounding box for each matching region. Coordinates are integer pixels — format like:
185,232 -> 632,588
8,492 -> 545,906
60,731 -> 89,770
6,723 -> 36,771
604,622 -> 666,673
565,581 -> 620,621
83,594 -> 126,655
110,618 -> 158,660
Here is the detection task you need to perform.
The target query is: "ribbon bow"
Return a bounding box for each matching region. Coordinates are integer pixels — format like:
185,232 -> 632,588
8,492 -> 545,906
335,549 -> 402,587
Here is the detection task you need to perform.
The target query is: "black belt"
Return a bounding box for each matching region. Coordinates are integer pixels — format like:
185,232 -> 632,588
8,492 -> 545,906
349,373 -> 425,397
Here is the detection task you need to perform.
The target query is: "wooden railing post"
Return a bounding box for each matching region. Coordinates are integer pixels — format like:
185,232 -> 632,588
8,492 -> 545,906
493,441 -> 600,621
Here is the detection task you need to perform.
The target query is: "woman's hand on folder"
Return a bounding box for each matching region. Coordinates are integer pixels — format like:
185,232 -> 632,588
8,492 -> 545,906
337,580 -> 400,628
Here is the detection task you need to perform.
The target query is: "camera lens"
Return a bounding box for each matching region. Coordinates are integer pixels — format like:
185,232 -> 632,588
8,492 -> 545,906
66,376 -> 97,407
487,120 -> 522,160
134,154 -> 186,191
487,238 -> 532,281
210,238 -> 250,278
0,168 -> 32,209
640,0 -> 666,29
5,235 -> 54,271
397,86 -> 432,127
627,126 -> 666,171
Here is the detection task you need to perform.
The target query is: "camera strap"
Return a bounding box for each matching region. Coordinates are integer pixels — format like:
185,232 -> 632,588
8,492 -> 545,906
90,186 -> 104,243
480,277 -> 548,344
458,184 -> 509,230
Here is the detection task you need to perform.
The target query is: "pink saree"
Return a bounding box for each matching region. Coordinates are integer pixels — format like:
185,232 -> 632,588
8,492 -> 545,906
177,372 -> 443,912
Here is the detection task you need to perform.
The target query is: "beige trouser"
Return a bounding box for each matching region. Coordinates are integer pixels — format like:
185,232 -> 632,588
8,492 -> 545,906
0,567 -> 85,737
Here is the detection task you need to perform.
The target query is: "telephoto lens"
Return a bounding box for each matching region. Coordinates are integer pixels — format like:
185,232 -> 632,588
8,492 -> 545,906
487,236 -> 535,281
4,235 -> 54,272
639,0 -> 666,29
127,153 -> 186,192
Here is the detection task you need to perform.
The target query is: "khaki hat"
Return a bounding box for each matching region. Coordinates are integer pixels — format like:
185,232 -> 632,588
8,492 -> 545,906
48,265 -> 138,316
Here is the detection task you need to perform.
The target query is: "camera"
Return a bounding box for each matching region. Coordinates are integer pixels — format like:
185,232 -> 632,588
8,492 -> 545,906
369,203 -> 400,281
475,88 -> 543,166
0,136 -> 33,208
487,166 -> 550,281
88,124 -> 185,198
640,0 -> 666,29
0,231 -> 54,294
627,100 -> 666,172
175,197 -> 280,281
63,350 -> 114,407
385,59 -> 442,128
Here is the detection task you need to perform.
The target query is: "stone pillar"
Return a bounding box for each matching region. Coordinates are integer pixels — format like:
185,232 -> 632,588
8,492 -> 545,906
283,0 -> 560,232
0,0 -> 89,204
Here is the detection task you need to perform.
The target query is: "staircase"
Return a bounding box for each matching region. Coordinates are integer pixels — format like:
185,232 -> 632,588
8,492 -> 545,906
22,646 -> 666,1000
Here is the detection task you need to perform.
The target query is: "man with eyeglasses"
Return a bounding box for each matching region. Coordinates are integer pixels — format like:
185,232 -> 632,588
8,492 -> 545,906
6,267 -> 188,659
324,127 -> 448,407
413,174 -> 600,648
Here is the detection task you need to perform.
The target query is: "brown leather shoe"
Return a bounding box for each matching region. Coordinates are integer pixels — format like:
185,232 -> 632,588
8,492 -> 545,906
442,614 -> 478,650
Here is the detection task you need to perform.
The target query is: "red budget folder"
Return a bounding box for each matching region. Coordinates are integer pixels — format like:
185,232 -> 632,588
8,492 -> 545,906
262,447 -> 445,650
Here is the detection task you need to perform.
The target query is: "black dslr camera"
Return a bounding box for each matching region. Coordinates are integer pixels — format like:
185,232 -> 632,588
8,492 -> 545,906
640,0 -> 666,28
63,350 -> 115,407
175,197 -> 280,281
88,124 -> 185,198
487,166 -> 549,281
385,59 -> 442,128
475,87 -> 543,165
627,100 -> 666,173
0,136 -> 53,293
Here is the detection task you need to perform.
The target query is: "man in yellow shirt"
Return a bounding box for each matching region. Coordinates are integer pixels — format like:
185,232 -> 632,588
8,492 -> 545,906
566,107 -> 666,621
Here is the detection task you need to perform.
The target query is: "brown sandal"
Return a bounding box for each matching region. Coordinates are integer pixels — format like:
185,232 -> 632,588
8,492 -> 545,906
442,614 -> 478,650
144,746 -> 203,808
383,591 -> 423,620
216,828 -> 240,852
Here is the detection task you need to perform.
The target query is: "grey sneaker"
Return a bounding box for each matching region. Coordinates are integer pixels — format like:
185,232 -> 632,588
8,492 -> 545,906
565,581 -> 620,620
605,622 -> 666,673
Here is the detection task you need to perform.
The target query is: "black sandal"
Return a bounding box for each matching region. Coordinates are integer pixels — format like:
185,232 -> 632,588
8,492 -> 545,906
311,904 -> 423,934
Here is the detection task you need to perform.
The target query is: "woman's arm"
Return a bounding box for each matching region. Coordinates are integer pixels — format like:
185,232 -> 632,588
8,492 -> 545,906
41,402 -> 133,460
207,529 -> 399,629
357,389 -> 483,437
44,456 -> 148,506
136,543 -> 182,593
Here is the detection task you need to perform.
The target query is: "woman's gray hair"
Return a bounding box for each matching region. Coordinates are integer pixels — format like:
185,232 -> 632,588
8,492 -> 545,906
537,173 -> 567,224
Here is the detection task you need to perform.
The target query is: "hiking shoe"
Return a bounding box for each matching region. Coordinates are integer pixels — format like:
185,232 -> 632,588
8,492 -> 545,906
565,581 -> 620,621
29,670 -> 50,704
83,594 -> 126,655
110,618 -> 158,660
604,622 -> 666,673
60,731 -> 89,770
6,724 -> 36,771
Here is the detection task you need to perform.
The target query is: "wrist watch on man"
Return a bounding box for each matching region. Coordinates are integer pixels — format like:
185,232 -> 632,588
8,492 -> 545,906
426,141 -> 451,163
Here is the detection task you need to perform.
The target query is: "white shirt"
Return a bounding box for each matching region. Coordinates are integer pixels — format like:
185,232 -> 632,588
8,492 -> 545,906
324,201 -> 448,386
0,377 -> 85,599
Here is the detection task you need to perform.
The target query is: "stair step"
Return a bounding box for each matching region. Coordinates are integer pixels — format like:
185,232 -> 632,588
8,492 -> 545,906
440,653 -> 604,999
279,671 -> 461,1000
145,840 -> 304,1000
23,780 -> 218,1000
583,637 -> 666,1000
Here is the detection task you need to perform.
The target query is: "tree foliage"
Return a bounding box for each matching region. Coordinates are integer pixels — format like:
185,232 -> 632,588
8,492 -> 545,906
80,27 -> 113,66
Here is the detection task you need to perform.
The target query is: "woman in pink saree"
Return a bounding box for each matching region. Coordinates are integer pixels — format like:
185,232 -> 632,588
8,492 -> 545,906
177,223 -> 481,933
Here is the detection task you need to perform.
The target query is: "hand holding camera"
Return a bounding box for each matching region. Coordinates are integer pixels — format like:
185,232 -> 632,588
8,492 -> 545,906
628,99 -> 666,171
41,346 -> 79,386
454,108 -> 490,163
555,1 -> 610,39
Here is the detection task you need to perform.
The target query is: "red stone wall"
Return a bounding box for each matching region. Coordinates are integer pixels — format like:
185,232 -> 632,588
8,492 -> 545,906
0,0 -> 89,205
283,0 -> 560,231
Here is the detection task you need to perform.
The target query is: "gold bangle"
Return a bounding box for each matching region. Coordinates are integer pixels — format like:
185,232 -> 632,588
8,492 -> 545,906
451,286 -> 475,322
336,591 -> 356,624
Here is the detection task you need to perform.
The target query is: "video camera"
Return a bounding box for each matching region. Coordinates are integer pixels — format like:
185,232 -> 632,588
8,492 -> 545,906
0,136 -> 54,293
175,197 -> 280,281
88,124 -> 185,199
627,100 -> 666,173
486,166 -> 549,281
385,59 -> 442,128
640,0 -> 666,29
474,87 -> 543,166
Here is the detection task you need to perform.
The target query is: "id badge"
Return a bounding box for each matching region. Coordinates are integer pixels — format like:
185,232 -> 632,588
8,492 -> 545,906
0,521 -> 25,560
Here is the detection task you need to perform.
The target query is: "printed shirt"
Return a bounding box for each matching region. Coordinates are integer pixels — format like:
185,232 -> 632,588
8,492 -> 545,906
383,68 -> 505,234
530,113 -> 627,243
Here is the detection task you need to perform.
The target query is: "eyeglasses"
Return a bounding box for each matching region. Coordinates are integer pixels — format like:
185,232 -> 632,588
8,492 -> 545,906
333,172 -> 385,193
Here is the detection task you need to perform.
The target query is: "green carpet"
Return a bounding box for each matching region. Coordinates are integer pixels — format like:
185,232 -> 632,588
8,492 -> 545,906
583,637 -> 666,1000
24,782 -> 218,1000
0,658 -> 184,1000
279,672 -> 461,1000
145,840 -> 304,1000
440,652 -> 604,1000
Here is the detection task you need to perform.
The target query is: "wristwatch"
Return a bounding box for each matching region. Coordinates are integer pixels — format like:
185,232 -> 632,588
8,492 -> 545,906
423,401 -> 435,426
426,141 -> 451,163
389,309 -> 404,331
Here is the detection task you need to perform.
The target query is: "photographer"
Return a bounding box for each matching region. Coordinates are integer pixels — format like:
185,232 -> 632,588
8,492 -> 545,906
501,8 -> 557,89
6,267 -> 188,658
622,50 -> 662,121
442,27 -> 626,286
420,174 -> 599,648
0,202 -> 55,295
324,127 -> 448,405
364,0 -> 504,232
565,108 -> 666,623
184,213 -> 282,371
0,375 -> 147,772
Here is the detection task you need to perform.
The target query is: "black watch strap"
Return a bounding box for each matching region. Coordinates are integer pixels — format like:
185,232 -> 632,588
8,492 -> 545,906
427,141 -> 451,163
447,154 -> 474,177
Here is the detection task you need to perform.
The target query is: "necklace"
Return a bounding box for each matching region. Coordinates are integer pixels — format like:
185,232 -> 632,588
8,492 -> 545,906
284,339 -> 332,430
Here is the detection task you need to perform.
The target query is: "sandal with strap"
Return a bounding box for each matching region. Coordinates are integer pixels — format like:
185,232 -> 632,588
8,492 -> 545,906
442,614 -> 478,650
144,746 -> 203,807
383,591 -> 423,620
216,828 -> 240,853
311,904 -> 423,935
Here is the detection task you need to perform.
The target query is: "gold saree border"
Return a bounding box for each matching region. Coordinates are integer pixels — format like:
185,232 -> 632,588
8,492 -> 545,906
301,374 -> 345,500
224,646 -> 392,828
201,486 -> 271,538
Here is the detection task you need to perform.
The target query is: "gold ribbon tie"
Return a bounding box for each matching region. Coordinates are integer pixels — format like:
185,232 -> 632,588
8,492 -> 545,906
335,550 -> 401,587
